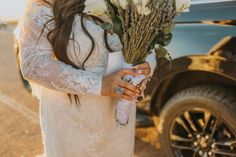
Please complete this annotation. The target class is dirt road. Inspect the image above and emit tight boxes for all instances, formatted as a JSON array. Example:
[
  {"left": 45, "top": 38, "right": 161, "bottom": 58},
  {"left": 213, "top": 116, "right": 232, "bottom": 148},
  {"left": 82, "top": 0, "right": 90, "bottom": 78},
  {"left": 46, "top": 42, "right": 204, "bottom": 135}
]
[{"left": 0, "top": 28, "right": 164, "bottom": 157}]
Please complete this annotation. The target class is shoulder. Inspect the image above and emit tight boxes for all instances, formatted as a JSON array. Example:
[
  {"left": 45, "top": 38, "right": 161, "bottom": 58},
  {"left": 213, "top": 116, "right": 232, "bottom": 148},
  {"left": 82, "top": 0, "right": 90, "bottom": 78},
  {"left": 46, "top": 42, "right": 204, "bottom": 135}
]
[
  {"left": 36, "top": 0, "right": 53, "bottom": 7},
  {"left": 22, "top": 0, "right": 53, "bottom": 27}
]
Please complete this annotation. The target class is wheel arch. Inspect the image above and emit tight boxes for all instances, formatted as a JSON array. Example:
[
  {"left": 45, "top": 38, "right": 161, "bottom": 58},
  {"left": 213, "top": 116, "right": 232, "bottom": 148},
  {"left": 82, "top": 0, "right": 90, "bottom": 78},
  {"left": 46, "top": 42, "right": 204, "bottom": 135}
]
[{"left": 149, "top": 55, "right": 236, "bottom": 115}]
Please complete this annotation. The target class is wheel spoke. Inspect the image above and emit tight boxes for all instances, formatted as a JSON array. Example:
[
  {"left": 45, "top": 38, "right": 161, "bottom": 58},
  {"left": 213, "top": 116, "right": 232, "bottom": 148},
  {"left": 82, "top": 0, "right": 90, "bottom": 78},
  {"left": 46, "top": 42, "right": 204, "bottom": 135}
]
[
  {"left": 171, "top": 134, "right": 193, "bottom": 142},
  {"left": 220, "top": 124, "right": 235, "bottom": 139},
  {"left": 211, "top": 140, "right": 236, "bottom": 156},
  {"left": 203, "top": 113, "right": 220, "bottom": 139},
  {"left": 171, "top": 143, "right": 195, "bottom": 151},
  {"left": 214, "top": 140, "right": 236, "bottom": 147},
  {"left": 183, "top": 111, "right": 198, "bottom": 132},
  {"left": 213, "top": 149, "right": 236, "bottom": 156},
  {"left": 175, "top": 117, "right": 192, "bottom": 134},
  {"left": 203, "top": 111, "right": 211, "bottom": 132},
  {"left": 209, "top": 116, "right": 219, "bottom": 139},
  {"left": 197, "top": 118, "right": 205, "bottom": 129}
]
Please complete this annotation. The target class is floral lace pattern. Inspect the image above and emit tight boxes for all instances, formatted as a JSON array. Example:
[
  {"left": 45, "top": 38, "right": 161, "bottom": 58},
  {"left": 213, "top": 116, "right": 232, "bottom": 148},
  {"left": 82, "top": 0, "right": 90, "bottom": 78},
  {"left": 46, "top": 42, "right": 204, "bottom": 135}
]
[
  {"left": 19, "top": 1, "right": 105, "bottom": 96},
  {"left": 18, "top": 1, "right": 156, "bottom": 157}
]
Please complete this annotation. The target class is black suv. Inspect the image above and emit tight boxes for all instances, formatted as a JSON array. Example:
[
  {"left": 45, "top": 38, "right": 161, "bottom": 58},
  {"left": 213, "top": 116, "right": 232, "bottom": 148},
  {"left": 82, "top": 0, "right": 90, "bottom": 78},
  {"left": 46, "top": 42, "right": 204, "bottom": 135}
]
[{"left": 146, "top": 0, "right": 236, "bottom": 156}]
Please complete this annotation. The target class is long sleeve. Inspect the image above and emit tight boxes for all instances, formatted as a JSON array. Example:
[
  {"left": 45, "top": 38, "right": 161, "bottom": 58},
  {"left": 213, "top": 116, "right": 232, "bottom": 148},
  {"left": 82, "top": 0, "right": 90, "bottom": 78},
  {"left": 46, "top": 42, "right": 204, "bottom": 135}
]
[{"left": 18, "top": 3, "right": 102, "bottom": 96}]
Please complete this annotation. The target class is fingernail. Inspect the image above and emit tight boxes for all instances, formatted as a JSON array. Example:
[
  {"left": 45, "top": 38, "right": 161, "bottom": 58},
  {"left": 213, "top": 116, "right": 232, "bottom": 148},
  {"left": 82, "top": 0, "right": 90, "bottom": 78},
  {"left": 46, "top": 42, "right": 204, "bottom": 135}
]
[
  {"left": 137, "top": 70, "right": 143, "bottom": 74},
  {"left": 132, "top": 98, "right": 138, "bottom": 102},
  {"left": 131, "top": 96, "right": 138, "bottom": 100}
]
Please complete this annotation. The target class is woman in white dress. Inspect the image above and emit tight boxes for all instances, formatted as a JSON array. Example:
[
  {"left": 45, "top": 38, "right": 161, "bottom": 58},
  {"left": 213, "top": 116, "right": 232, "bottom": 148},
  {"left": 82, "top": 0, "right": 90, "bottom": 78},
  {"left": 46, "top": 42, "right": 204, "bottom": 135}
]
[{"left": 18, "top": 0, "right": 156, "bottom": 156}]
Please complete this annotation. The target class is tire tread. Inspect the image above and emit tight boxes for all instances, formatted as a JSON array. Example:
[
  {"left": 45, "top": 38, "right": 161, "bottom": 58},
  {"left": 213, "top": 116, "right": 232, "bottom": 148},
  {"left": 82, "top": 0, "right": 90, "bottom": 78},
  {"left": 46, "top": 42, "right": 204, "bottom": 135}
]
[{"left": 165, "top": 85, "right": 236, "bottom": 112}]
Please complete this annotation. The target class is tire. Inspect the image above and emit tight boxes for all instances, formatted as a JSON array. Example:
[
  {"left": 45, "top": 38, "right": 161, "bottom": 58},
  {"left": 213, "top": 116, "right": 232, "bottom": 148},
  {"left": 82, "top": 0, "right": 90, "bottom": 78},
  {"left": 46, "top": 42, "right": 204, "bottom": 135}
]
[{"left": 157, "top": 85, "right": 236, "bottom": 157}]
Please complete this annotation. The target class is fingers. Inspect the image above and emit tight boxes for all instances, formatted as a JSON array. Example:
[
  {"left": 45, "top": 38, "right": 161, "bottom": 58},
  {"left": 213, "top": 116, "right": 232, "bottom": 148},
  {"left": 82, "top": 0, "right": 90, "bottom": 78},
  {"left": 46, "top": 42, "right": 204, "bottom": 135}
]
[
  {"left": 112, "top": 67, "right": 150, "bottom": 101},
  {"left": 118, "top": 63, "right": 151, "bottom": 78},
  {"left": 135, "top": 69, "right": 150, "bottom": 76},
  {"left": 132, "top": 62, "right": 151, "bottom": 77},
  {"left": 123, "top": 88, "right": 140, "bottom": 97},
  {"left": 140, "top": 78, "right": 148, "bottom": 91},
  {"left": 119, "top": 69, "right": 136, "bottom": 77},
  {"left": 132, "top": 62, "right": 150, "bottom": 70},
  {"left": 117, "top": 78, "right": 148, "bottom": 101},
  {"left": 115, "top": 80, "right": 141, "bottom": 101},
  {"left": 118, "top": 80, "right": 140, "bottom": 94},
  {"left": 115, "top": 88, "right": 138, "bottom": 101},
  {"left": 117, "top": 93, "right": 136, "bottom": 101}
]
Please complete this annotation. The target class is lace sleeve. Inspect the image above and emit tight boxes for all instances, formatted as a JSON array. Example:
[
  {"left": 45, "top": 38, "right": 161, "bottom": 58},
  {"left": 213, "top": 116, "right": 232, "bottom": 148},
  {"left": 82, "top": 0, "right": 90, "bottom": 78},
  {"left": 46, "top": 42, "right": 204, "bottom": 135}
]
[{"left": 18, "top": 3, "right": 102, "bottom": 96}]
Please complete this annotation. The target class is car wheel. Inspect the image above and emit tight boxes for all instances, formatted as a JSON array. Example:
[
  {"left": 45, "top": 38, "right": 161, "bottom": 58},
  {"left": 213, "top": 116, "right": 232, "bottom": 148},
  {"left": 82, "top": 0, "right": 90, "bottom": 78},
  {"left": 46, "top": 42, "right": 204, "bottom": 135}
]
[{"left": 157, "top": 85, "right": 236, "bottom": 157}]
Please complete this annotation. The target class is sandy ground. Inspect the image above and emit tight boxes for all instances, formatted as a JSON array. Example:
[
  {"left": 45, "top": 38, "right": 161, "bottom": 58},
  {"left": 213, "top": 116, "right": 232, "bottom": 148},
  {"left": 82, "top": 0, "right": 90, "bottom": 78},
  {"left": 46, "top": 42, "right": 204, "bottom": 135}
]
[{"left": 0, "top": 28, "right": 164, "bottom": 157}]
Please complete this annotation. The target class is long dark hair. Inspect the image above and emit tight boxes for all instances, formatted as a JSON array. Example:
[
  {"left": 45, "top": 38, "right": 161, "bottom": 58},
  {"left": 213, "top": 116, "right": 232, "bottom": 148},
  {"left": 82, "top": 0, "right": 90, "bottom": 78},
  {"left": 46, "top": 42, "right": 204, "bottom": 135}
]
[{"left": 41, "top": 0, "right": 112, "bottom": 106}]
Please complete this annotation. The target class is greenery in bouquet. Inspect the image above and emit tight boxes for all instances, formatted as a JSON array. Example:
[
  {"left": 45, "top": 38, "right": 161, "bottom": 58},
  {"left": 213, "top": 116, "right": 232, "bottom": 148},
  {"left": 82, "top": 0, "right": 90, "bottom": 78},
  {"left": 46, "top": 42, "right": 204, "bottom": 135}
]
[
  {"left": 83, "top": 0, "right": 191, "bottom": 126},
  {"left": 98, "top": 0, "right": 190, "bottom": 65}
]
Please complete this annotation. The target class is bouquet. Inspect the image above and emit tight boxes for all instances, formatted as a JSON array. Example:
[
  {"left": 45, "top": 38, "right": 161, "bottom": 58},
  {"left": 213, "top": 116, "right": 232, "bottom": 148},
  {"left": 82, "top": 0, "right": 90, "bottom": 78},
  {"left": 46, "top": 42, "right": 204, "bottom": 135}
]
[{"left": 84, "top": 0, "right": 191, "bottom": 126}]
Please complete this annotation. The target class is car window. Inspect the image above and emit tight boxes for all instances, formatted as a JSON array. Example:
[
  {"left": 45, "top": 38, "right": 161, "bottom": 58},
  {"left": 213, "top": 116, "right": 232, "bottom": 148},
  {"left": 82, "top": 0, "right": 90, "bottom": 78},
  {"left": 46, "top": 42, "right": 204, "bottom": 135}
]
[{"left": 192, "top": 0, "right": 236, "bottom": 5}]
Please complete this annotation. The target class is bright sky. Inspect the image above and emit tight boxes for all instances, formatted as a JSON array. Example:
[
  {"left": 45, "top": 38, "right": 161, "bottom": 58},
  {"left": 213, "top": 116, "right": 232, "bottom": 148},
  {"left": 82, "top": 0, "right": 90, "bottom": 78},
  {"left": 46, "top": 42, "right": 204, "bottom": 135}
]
[{"left": 0, "top": 0, "right": 28, "bottom": 20}]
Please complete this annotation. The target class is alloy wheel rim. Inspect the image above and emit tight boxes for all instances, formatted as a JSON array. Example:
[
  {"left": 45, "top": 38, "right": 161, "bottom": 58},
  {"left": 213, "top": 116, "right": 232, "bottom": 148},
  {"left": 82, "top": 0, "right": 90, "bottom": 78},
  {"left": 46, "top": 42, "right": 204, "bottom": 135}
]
[{"left": 169, "top": 108, "right": 236, "bottom": 157}]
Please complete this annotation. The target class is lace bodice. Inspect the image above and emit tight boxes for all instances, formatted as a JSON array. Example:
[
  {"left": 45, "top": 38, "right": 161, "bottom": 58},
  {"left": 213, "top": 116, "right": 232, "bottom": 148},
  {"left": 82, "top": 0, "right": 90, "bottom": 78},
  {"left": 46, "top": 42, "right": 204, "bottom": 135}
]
[{"left": 18, "top": 0, "right": 156, "bottom": 97}]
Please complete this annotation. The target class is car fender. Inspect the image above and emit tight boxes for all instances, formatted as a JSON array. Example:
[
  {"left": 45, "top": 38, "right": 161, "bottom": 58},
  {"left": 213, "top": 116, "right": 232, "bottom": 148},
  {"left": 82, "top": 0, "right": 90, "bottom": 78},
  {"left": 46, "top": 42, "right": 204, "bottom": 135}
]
[{"left": 149, "top": 54, "right": 236, "bottom": 115}]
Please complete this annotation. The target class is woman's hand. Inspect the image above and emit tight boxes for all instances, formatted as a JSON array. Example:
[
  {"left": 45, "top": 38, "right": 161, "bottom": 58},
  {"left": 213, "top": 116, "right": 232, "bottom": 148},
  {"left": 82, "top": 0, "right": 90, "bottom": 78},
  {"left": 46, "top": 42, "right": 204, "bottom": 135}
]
[
  {"left": 132, "top": 62, "right": 151, "bottom": 77},
  {"left": 101, "top": 62, "right": 151, "bottom": 101},
  {"left": 101, "top": 69, "right": 141, "bottom": 101},
  {"left": 132, "top": 62, "right": 151, "bottom": 91}
]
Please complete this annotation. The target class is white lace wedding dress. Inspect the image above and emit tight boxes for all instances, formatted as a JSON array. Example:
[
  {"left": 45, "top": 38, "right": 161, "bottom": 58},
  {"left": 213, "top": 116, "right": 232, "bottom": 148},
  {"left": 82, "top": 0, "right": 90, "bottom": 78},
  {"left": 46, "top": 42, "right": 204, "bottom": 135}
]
[{"left": 18, "top": 1, "right": 156, "bottom": 157}]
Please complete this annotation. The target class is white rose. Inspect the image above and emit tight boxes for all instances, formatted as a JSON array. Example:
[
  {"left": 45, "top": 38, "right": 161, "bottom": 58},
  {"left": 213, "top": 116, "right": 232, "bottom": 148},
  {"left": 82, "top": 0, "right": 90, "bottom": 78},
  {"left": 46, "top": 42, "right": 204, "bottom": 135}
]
[
  {"left": 133, "top": 0, "right": 151, "bottom": 15},
  {"left": 175, "top": 0, "right": 191, "bottom": 13},
  {"left": 111, "top": 0, "right": 127, "bottom": 9},
  {"left": 84, "top": 0, "right": 107, "bottom": 16}
]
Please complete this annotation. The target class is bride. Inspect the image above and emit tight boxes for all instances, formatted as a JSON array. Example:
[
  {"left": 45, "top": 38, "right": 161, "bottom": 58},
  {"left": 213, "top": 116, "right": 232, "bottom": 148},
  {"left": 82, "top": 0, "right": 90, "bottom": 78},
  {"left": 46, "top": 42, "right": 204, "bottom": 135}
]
[{"left": 18, "top": 0, "right": 156, "bottom": 156}]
